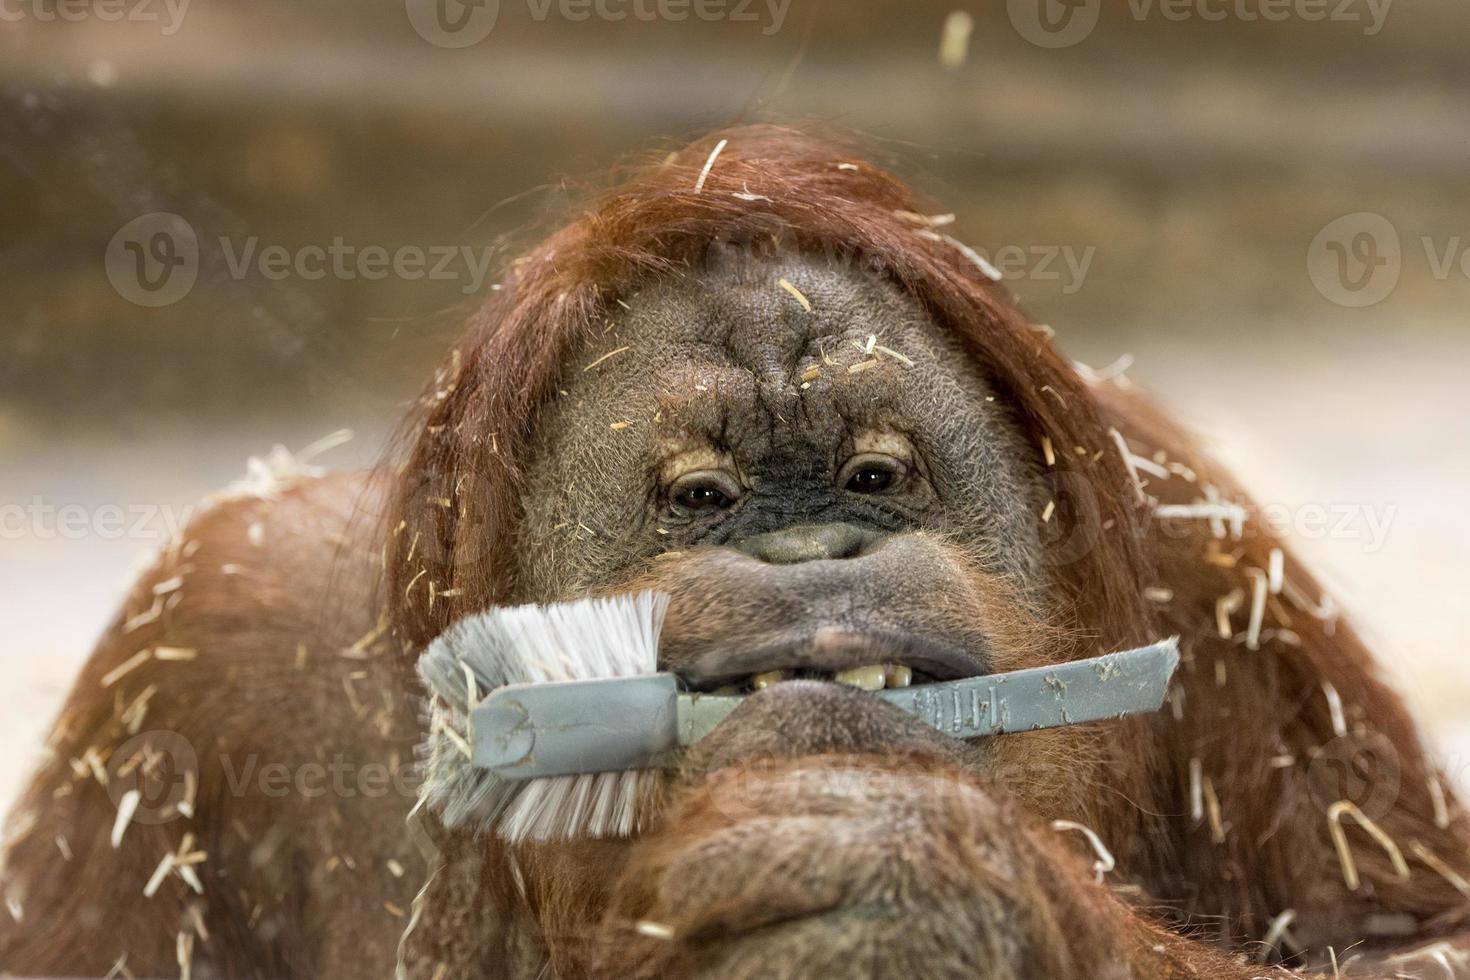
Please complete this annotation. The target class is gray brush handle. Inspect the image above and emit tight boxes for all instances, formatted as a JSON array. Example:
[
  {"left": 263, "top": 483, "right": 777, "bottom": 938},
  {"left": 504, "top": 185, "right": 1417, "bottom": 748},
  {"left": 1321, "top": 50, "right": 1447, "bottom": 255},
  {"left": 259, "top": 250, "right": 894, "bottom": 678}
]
[{"left": 473, "top": 640, "right": 1179, "bottom": 779}]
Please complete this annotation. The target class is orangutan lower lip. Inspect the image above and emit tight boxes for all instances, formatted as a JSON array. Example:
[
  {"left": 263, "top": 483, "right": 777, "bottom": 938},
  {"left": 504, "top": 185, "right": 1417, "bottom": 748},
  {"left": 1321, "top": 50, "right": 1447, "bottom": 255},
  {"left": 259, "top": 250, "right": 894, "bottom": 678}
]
[{"left": 675, "top": 626, "right": 985, "bottom": 694}]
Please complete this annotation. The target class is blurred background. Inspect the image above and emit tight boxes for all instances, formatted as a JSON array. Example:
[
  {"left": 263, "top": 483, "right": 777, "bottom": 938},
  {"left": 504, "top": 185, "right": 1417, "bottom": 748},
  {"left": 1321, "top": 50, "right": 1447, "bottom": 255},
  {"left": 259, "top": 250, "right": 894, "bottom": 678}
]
[{"left": 2, "top": 0, "right": 1467, "bottom": 809}]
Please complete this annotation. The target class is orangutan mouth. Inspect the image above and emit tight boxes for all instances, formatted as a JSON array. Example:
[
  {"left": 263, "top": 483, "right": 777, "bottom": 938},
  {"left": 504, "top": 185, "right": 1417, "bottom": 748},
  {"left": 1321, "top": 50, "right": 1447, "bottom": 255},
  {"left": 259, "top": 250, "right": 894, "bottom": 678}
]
[{"left": 679, "top": 626, "right": 986, "bottom": 696}]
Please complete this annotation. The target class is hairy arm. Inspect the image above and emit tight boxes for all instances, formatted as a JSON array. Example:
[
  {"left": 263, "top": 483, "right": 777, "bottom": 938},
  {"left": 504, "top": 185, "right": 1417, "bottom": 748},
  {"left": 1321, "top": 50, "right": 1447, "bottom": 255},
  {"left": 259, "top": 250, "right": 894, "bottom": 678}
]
[{"left": 0, "top": 474, "right": 423, "bottom": 977}]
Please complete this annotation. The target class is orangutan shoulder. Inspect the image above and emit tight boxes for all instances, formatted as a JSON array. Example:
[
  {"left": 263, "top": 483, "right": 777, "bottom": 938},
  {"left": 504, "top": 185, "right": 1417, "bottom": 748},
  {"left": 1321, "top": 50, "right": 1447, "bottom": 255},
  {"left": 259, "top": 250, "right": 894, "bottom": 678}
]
[{"left": 112, "top": 470, "right": 388, "bottom": 656}]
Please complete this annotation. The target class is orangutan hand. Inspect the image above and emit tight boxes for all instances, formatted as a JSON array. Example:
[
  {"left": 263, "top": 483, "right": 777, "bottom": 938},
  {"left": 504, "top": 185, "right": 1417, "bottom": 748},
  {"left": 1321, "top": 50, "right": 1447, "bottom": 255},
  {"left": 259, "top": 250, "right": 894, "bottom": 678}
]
[{"left": 593, "top": 684, "right": 1155, "bottom": 980}]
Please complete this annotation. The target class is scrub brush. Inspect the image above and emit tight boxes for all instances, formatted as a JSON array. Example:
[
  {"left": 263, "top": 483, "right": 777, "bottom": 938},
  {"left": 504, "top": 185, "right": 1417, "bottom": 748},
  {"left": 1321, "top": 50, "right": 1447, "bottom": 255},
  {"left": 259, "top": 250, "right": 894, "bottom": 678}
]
[{"left": 416, "top": 591, "right": 1177, "bottom": 843}]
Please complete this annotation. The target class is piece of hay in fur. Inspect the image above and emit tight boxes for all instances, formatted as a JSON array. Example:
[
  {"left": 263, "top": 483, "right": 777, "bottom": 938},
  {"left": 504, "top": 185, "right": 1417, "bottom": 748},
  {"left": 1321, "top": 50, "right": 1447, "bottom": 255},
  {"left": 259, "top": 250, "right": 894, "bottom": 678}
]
[
  {"left": 1050, "top": 819, "right": 1115, "bottom": 883},
  {"left": 1326, "top": 800, "right": 1410, "bottom": 891}
]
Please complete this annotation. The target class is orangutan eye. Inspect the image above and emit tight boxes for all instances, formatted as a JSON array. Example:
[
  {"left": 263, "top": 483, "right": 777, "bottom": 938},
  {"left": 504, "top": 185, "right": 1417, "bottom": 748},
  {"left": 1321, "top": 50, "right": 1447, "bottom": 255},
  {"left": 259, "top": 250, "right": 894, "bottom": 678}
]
[
  {"left": 678, "top": 485, "right": 729, "bottom": 509},
  {"left": 839, "top": 454, "right": 906, "bottom": 495},
  {"left": 847, "top": 467, "right": 893, "bottom": 493},
  {"left": 669, "top": 471, "right": 742, "bottom": 514}
]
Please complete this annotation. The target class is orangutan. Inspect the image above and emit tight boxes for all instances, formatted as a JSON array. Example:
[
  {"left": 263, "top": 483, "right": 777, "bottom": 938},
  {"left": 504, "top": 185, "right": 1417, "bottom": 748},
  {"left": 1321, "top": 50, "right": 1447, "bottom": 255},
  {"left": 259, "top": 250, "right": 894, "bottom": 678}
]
[{"left": 2, "top": 127, "right": 1465, "bottom": 979}]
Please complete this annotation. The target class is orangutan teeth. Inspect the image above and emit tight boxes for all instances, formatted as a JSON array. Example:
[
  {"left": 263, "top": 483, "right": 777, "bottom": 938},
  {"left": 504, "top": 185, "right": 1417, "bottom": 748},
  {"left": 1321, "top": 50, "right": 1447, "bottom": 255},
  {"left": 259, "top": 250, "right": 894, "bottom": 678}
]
[
  {"left": 750, "top": 670, "right": 789, "bottom": 690},
  {"left": 832, "top": 664, "right": 887, "bottom": 691},
  {"left": 724, "top": 663, "right": 917, "bottom": 694}
]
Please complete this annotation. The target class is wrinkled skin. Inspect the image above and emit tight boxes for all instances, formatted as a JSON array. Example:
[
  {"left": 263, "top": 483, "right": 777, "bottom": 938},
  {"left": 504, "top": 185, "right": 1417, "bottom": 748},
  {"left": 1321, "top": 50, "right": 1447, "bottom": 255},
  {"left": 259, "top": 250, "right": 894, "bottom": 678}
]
[{"left": 2, "top": 252, "right": 1464, "bottom": 978}]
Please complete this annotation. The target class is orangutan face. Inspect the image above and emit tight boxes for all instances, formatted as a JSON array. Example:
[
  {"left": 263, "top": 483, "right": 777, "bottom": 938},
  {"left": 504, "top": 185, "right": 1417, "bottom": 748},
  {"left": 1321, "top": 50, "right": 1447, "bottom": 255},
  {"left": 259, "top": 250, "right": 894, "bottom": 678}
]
[{"left": 514, "top": 250, "right": 1060, "bottom": 699}]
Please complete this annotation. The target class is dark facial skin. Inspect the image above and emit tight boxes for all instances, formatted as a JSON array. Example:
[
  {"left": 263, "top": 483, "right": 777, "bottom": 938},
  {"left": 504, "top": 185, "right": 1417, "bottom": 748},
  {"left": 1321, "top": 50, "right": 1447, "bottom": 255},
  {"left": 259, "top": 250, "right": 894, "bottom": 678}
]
[{"left": 514, "top": 252, "right": 1051, "bottom": 694}]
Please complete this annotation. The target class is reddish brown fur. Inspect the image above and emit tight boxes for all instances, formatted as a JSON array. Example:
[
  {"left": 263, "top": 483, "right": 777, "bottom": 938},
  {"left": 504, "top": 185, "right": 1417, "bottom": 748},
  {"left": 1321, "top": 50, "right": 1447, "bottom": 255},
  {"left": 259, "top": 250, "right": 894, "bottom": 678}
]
[
  {"left": 386, "top": 125, "right": 1470, "bottom": 973},
  {"left": 3, "top": 126, "right": 1467, "bottom": 977}
]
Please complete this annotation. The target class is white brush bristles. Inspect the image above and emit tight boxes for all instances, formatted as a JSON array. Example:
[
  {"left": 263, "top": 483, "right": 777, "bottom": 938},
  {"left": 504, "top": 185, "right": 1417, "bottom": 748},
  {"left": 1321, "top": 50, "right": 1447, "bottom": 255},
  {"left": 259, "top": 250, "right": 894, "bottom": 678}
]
[{"left": 416, "top": 591, "right": 668, "bottom": 842}]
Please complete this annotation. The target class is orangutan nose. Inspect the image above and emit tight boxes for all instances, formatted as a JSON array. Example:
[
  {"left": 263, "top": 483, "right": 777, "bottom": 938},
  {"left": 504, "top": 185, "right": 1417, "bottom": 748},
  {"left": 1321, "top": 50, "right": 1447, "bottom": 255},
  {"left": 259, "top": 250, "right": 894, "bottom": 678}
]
[{"left": 733, "top": 523, "right": 882, "bottom": 565}]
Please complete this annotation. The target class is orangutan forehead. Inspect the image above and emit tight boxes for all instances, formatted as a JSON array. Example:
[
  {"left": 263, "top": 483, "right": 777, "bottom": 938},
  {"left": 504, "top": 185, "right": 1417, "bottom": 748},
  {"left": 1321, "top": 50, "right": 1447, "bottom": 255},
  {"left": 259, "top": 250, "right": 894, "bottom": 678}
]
[
  {"left": 614, "top": 253, "right": 934, "bottom": 375},
  {"left": 561, "top": 252, "right": 991, "bottom": 433}
]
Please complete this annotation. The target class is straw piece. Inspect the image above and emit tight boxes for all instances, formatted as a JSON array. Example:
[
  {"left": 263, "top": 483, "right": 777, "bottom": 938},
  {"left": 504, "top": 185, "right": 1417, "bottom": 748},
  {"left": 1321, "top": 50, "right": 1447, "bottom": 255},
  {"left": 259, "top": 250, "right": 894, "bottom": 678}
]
[
  {"left": 1189, "top": 757, "right": 1204, "bottom": 823},
  {"left": 1428, "top": 774, "right": 1451, "bottom": 829},
  {"left": 1245, "top": 568, "right": 1268, "bottom": 651},
  {"left": 693, "top": 138, "right": 728, "bottom": 193},
  {"left": 177, "top": 930, "right": 194, "bottom": 980},
  {"left": 123, "top": 599, "right": 164, "bottom": 634},
  {"left": 938, "top": 10, "right": 974, "bottom": 69},
  {"left": 1127, "top": 453, "right": 1170, "bottom": 480},
  {"left": 584, "top": 346, "right": 631, "bottom": 372},
  {"left": 1203, "top": 776, "right": 1226, "bottom": 843},
  {"left": 152, "top": 576, "right": 185, "bottom": 597},
  {"left": 873, "top": 345, "right": 914, "bottom": 367},
  {"left": 111, "top": 790, "right": 141, "bottom": 848},
  {"left": 776, "top": 278, "right": 812, "bottom": 312},
  {"left": 154, "top": 647, "right": 197, "bottom": 661},
  {"left": 1268, "top": 548, "right": 1285, "bottom": 594},
  {"left": 894, "top": 210, "right": 956, "bottom": 227},
  {"left": 941, "top": 234, "right": 1002, "bottom": 281},
  {"left": 1259, "top": 908, "right": 1297, "bottom": 963},
  {"left": 101, "top": 650, "right": 152, "bottom": 688},
  {"left": 1051, "top": 820, "right": 1115, "bottom": 883},
  {"left": 1322, "top": 682, "right": 1348, "bottom": 738},
  {"left": 1109, "top": 428, "right": 1148, "bottom": 505},
  {"left": 1326, "top": 800, "right": 1410, "bottom": 891},
  {"left": 1155, "top": 502, "right": 1248, "bottom": 529},
  {"left": 1410, "top": 841, "right": 1470, "bottom": 899},
  {"left": 143, "top": 852, "right": 176, "bottom": 898},
  {"left": 1216, "top": 588, "right": 1244, "bottom": 640}
]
